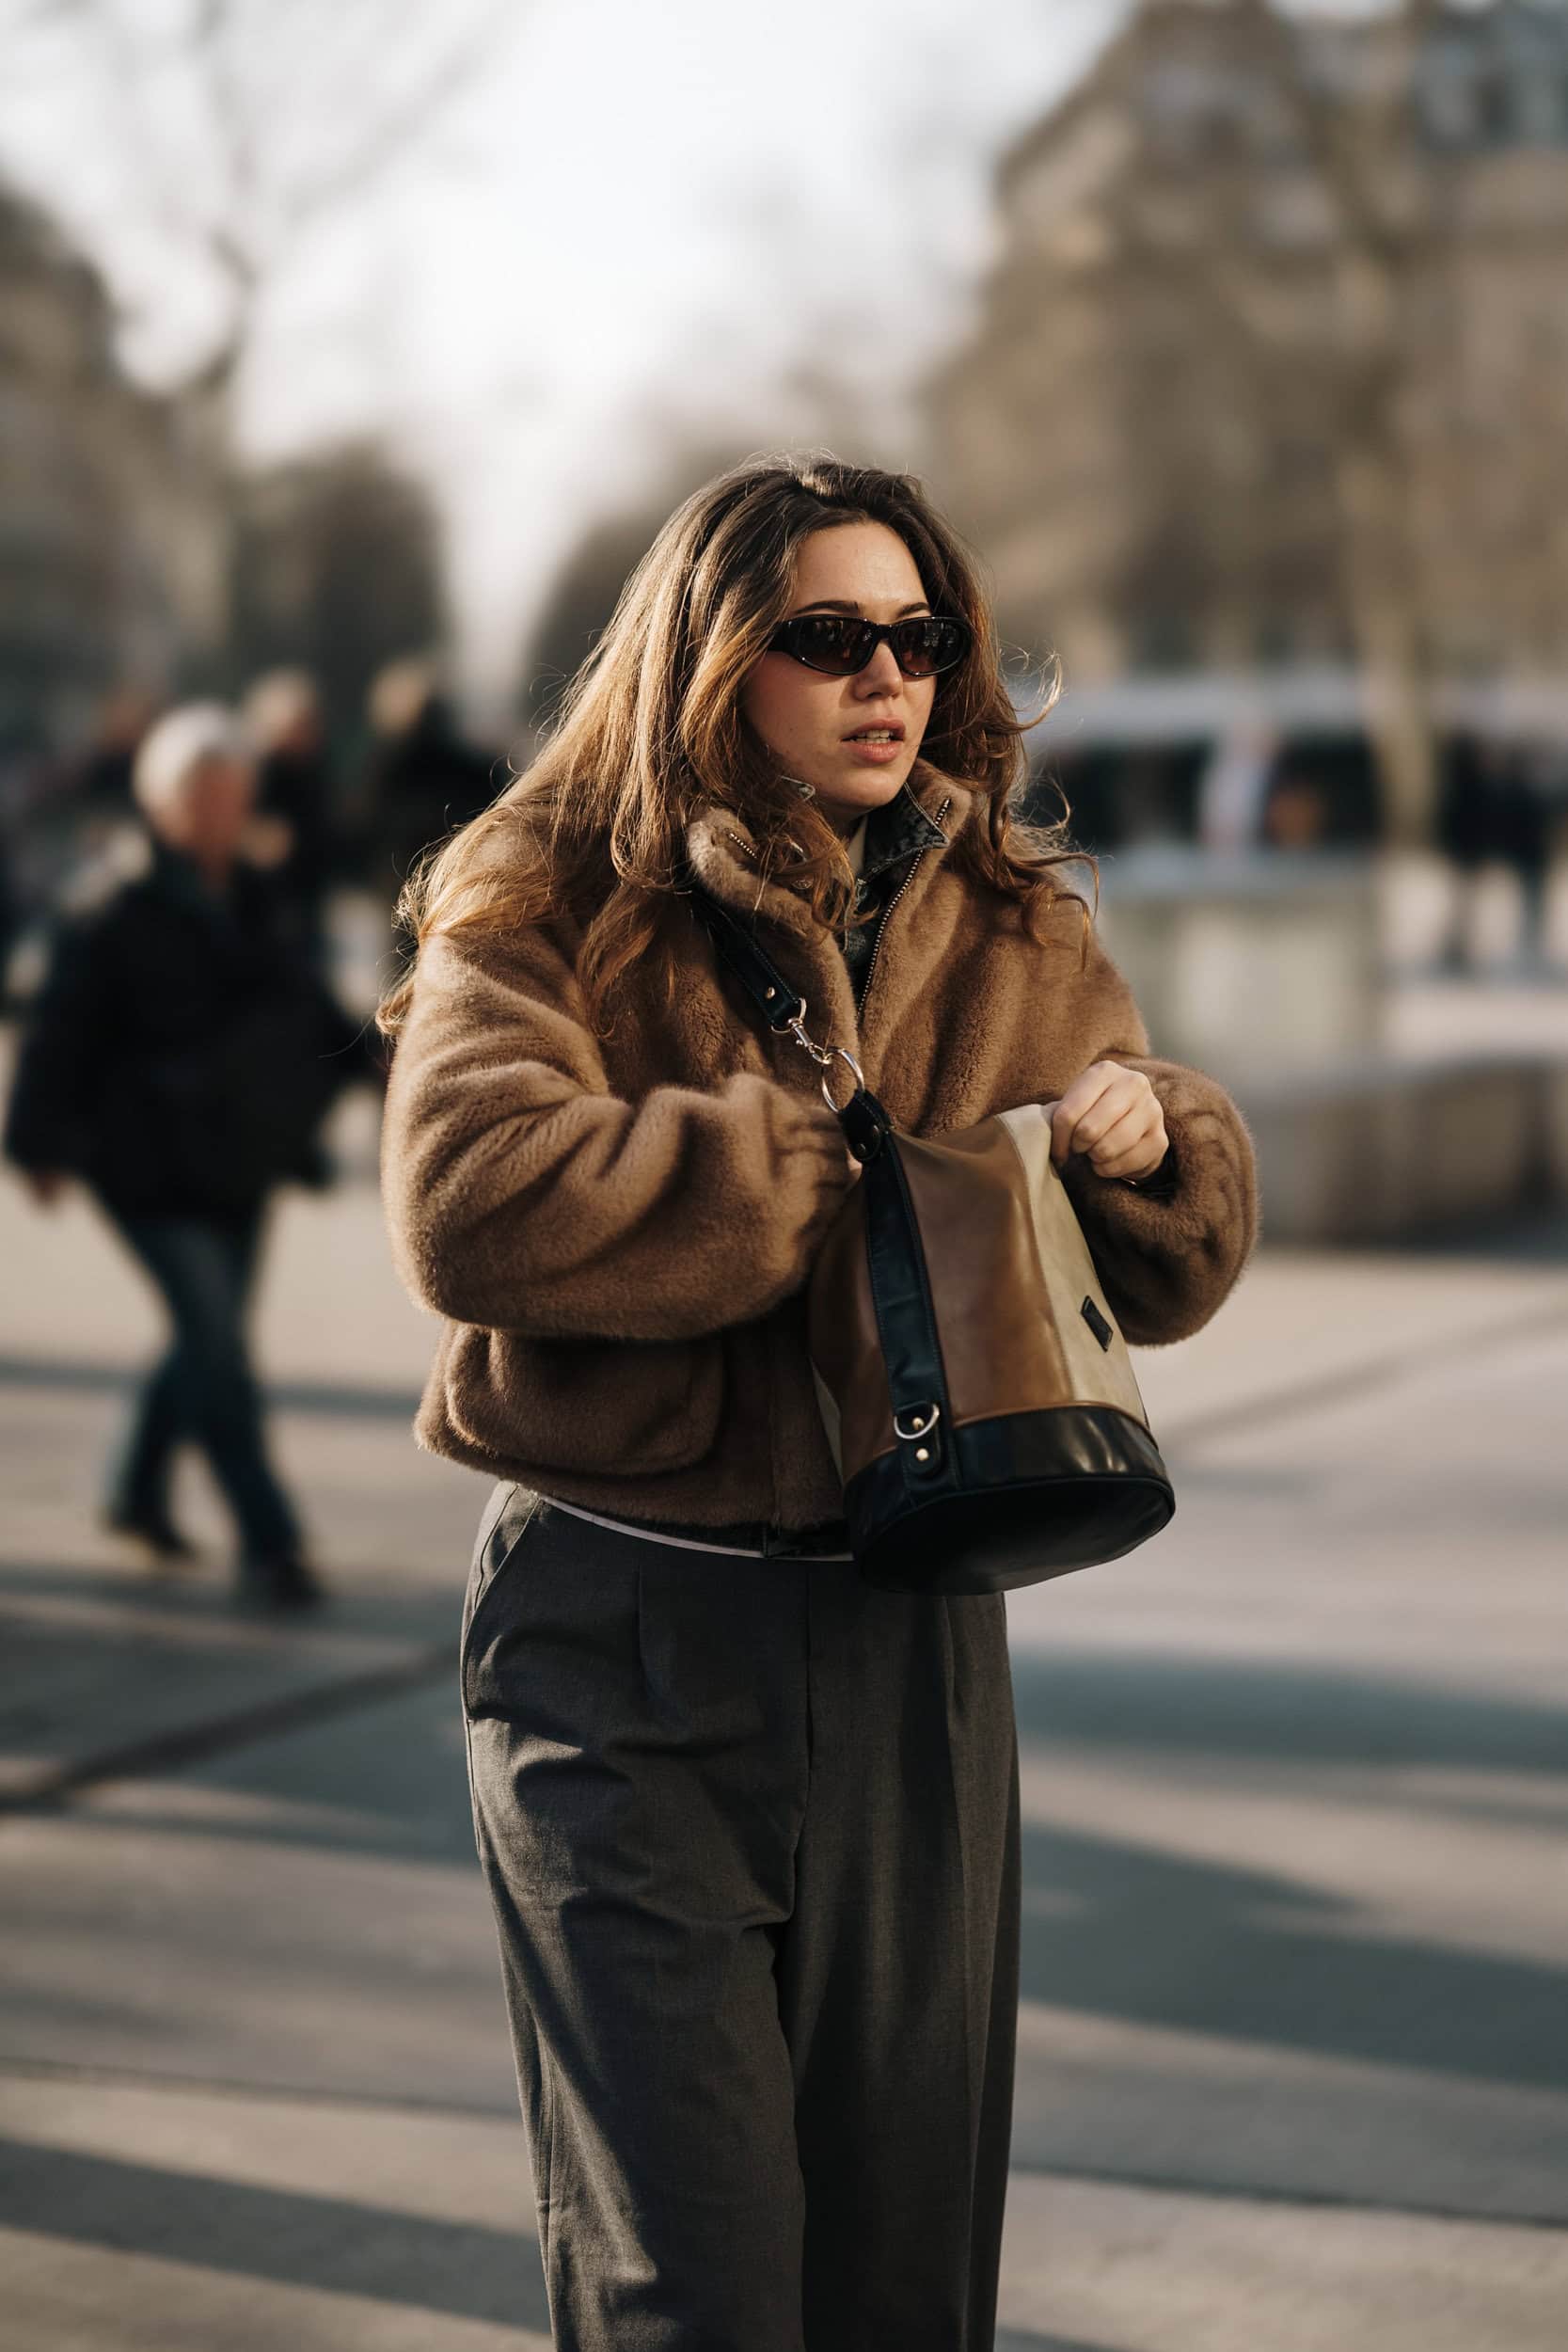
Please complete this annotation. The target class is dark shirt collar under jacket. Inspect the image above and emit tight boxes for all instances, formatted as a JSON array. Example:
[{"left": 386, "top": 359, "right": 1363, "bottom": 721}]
[
  {"left": 835, "top": 785, "right": 951, "bottom": 1009},
  {"left": 853, "top": 783, "right": 950, "bottom": 882}
]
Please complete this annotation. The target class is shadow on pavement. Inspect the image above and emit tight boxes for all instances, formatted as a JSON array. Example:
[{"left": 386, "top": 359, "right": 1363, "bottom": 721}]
[
  {"left": 0, "top": 1555, "right": 458, "bottom": 1640},
  {"left": 1009, "top": 1646, "right": 1568, "bottom": 2091},
  {"left": 996, "top": 2338, "right": 1122, "bottom": 2352},
  {"left": 1008, "top": 1646, "right": 1568, "bottom": 1781},
  {"left": 7, "top": 1632, "right": 1565, "bottom": 2099},
  {"left": 0, "top": 2137, "right": 552, "bottom": 2333},
  {"left": 0, "top": 2137, "right": 1118, "bottom": 2350},
  {"left": 1017, "top": 1815, "right": 1567, "bottom": 2091}
]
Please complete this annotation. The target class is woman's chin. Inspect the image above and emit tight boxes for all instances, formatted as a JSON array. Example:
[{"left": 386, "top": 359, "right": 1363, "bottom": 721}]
[{"left": 816, "top": 777, "right": 901, "bottom": 829}]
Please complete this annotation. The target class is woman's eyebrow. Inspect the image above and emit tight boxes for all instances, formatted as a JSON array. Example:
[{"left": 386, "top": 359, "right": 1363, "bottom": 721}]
[{"left": 789, "top": 598, "right": 932, "bottom": 616}]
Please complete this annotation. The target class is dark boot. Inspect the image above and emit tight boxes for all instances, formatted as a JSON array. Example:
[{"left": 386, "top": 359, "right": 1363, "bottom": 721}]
[
  {"left": 103, "top": 1505, "right": 201, "bottom": 1568},
  {"left": 236, "top": 1553, "right": 325, "bottom": 1613}
]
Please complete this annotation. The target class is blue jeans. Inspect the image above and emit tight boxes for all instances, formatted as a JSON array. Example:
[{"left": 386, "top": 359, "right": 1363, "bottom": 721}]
[{"left": 103, "top": 1200, "right": 302, "bottom": 1566}]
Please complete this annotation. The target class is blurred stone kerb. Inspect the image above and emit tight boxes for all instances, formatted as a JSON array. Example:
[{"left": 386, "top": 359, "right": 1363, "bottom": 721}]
[{"left": 1093, "top": 840, "right": 1382, "bottom": 1086}]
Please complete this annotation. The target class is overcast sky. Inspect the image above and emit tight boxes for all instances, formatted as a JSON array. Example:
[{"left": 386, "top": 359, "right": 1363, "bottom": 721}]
[{"left": 0, "top": 0, "right": 1419, "bottom": 703}]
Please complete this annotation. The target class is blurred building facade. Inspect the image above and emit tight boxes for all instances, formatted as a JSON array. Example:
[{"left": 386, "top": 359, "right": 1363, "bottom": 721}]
[
  {"left": 0, "top": 182, "right": 226, "bottom": 752},
  {"left": 927, "top": 0, "right": 1568, "bottom": 697}
]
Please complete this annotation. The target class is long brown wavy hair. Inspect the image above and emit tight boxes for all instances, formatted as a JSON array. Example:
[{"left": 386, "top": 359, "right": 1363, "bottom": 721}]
[{"left": 376, "top": 452, "right": 1090, "bottom": 1042}]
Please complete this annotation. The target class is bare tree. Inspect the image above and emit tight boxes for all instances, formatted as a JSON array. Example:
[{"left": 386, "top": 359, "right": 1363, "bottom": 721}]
[
  {"left": 934, "top": 0, "right": 1510, "bottom": 846},
  {"left": 1082, "top": 0, "right": 1452, "bottom": 838},
  {"left": 1223, "top": 0, "right": 1451, "bottom": 845},
  {"left": 0, "top": 0, "right": 522, "bottom": 652},
  {"left": 4, "top": 0, "right": 520, "bottom": 397}
]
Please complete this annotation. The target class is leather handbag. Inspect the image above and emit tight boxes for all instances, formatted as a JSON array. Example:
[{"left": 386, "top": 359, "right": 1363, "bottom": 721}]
[{"left": 689, "top": 879, "right": 1176, "bottom": 1596}]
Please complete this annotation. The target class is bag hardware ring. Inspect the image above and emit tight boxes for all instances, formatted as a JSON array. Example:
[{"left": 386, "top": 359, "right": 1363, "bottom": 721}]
[
  {"left": 783, "top": 1003, "right": 865, "bottom": 1113},
  {"left": 893, "top": 1402, "right": 942, "bottom": 1441}
]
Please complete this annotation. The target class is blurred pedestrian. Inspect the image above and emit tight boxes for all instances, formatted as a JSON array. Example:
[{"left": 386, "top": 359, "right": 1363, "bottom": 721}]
[
  {"left": 0, "top": 734, "right": 27, "bottom": 980},
  {"left": 359, "top": 657, "right": 500, "bottom": 914},
  {"left": 1496, "top": 742, "right": 1555, "bottom": 976},
  {"left": 1197, "top": 722, "right": 1277, "bottom": 855},
  {"left": 242, "top": 668, "right": 339, "bottom": 967},
  {"left": 1520, "top": 739, "right": 1568, "bottom": 977},
  {"left": 69, "top": 683, "right": 162, "bottom": 835},
  {"left": 1435, "top": 730, "right": 1507, "bottom": 974},
  {"left": 1260, "top": 757, "right": 1332, "bottom": 850},
  {"left": 378, "top": 453, "right": 1258, "bottom": 2347},
  {"left": 2, "top": 703, "right": 378, "bottom": 1610}
]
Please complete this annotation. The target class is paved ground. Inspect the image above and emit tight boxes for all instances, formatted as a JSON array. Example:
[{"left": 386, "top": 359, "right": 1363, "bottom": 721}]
[{"left": 1, "top": 1155, "right": 1566, "bottom": 2349}]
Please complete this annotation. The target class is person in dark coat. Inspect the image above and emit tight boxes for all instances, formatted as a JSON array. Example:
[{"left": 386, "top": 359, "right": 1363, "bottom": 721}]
[
  {"left": 1495, "top": 744, "right": 1555, "bottom": 975},
  {"left": 67, "top": 685, "right": 162, "bottom": 833},
  {"left": 359, "top": 658, "right": 500, "bottom": 913},
  {"left": 1435, "top": 731, "right": 1506, "bottom": 973},
  {"left": 241, "top": 668, "right": 341, "bottom": 966},
  {"left": 3, "top": 703, "right": 377, "bottom": 1609}
]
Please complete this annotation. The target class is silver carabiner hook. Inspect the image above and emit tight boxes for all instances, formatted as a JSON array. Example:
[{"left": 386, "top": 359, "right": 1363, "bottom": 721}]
[
  {"left": 780, "top": 998, "right": 863, "bottom": 1112},
  {"left": 784, "top": 1007, "right": 834, "bottom": 1069}
]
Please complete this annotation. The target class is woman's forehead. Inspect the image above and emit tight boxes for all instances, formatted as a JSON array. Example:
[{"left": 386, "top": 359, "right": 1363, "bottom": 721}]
[{"left": 789, "top": 520, "right": 927, "bottom": 612}]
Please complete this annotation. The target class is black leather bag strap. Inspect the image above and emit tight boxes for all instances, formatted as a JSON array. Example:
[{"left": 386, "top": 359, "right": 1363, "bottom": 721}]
[
  {"left": 684, "top": 879, "right": 805, "bottom": 1031},
  {"left": 684, "top": 870, "right": 892, "bottom": 1165}
]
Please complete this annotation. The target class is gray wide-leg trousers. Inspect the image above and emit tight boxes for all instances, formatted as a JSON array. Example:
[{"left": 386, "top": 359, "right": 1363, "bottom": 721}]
[{"left": 461, "top": 1484, "right": 1022, "bottom": 2352}]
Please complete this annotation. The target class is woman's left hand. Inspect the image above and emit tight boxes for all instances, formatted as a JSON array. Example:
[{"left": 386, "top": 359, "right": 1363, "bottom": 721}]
[{"left": 1039, "top": 1062, "right": 1169, "bottom": 1184}]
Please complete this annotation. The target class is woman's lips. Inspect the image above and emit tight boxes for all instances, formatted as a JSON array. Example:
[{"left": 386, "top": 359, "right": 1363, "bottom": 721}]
[{"left": 843, "top": 727, "right": 905, "bottom": 767}]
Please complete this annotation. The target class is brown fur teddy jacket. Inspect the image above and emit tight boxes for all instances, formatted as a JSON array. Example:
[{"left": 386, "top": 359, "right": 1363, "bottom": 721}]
[{"left": 381, "top": 763, "right": 1259, "bottom": 1529}]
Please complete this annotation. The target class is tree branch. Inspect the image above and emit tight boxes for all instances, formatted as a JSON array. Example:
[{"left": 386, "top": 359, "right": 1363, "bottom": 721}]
[{"left": 277, "top": 0, "right": 519, "bottom": 233}]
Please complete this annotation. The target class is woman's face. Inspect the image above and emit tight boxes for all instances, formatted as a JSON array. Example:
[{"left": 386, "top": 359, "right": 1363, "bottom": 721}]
[{"left": 740, "top": 520, "right": 938, "bottom": 834}]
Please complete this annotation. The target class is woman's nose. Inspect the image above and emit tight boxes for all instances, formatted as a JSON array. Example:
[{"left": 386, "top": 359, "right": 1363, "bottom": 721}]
[{"left": 855, "top": 642, "right": 904, "bottom": 694}]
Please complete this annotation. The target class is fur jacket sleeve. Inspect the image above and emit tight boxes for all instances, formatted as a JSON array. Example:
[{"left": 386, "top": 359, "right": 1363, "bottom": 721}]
[
  {"left": 1045, "top": 921, "right": 1259, "bottom": 1347},
  {"left": 381, "top": 922, "right": 860, "bottom": 1343}
]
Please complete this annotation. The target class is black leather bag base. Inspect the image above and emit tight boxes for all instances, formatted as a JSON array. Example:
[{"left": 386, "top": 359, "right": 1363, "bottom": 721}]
[{"left": 848, "top": 1406, "right": 1176, "bottom": 1596}]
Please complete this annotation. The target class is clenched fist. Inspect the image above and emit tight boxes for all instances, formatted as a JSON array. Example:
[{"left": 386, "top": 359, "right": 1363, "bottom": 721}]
[{"left": 1039, "top": 1062, "right": 1169, "bottom": 1185}]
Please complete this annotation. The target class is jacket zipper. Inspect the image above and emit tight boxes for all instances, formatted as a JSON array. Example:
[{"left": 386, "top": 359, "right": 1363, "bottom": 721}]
[
  {"left": 718, "top": 795, "right": 953, "bottom": 1024},
  {"left": 860, "top": 793, "right": 953, "bottom": 1017}
]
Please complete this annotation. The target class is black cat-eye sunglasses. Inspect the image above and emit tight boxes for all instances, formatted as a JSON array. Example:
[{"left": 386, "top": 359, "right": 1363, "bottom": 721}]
[{"left": 767, "top": 612, "right": 973, "bottom": 680}]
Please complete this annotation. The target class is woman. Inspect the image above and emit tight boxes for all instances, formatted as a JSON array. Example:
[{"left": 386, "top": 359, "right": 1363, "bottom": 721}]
[
  {"left": 379, "top": 456, "right": 1259, "bottom": 2351},
  {"left": 4, "top": 703, "right": 372, "bottom": 1610}
]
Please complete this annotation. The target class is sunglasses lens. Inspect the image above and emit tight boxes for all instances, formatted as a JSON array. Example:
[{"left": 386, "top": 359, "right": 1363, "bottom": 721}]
[
  {"left": 893, "top": 618, "right": 970, "bottom": 675},
  {"left": 784, "top": 616, "right": 874, "bottom": 674},
  {"left": 772, "top": 613, "right": 971, "bottom": 676}
]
